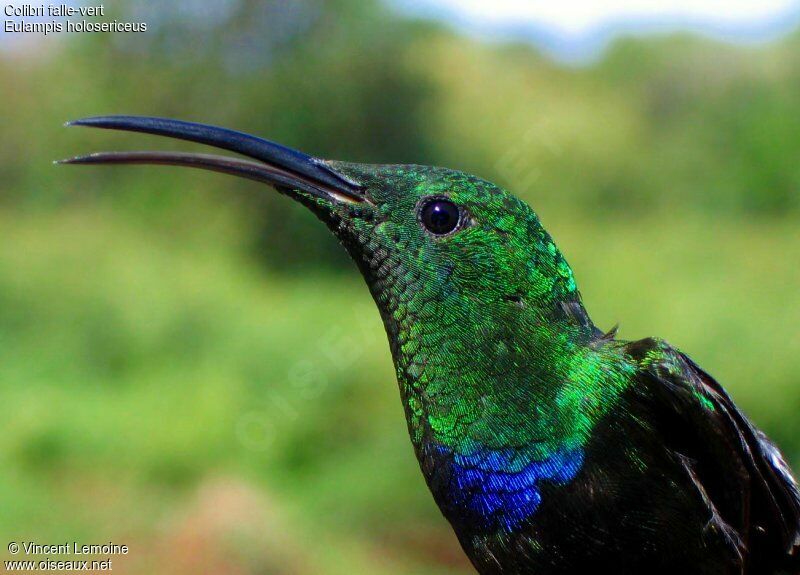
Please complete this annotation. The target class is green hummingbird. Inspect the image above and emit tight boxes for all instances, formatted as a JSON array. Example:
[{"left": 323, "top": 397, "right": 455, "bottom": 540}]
[{"left": 62, "top": 116, "right": 800, "bottom": 574}]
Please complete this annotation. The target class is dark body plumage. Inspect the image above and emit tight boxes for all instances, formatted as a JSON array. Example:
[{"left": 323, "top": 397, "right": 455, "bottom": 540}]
[
  {"left": 63, "top": 116, "right": 800, "bottom": 575},
  {"left": 448, "top": 336, "right": 800, "bottom": 575}
]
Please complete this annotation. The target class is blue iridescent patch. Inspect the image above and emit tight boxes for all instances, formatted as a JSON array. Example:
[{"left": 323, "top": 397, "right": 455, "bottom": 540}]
[{"left": 436, "top": 445, "right": 584, "bottom": 531}]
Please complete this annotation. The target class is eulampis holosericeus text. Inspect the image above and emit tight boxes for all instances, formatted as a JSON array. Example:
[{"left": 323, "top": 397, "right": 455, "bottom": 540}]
[
  {"left": 4, "top": 18, "right": 147, "bottom": 34},
  {"left": 21, "top": 541, "right": 129, "bottom": 555}
]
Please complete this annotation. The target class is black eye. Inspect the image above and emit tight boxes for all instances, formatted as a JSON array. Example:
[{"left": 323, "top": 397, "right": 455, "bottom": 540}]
[{"left": 419, "top": 198, "right": 461, "bottom": 235}]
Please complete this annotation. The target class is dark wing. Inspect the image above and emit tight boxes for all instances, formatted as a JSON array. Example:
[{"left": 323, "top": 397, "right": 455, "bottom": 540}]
[{"left": 625, "top": 338, "right": 800, "bottom": 573}]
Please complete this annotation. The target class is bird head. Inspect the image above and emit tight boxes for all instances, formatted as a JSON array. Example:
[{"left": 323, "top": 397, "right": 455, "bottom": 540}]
[{"left": 62, "top": 116, "right": 602, "bottom": 457}]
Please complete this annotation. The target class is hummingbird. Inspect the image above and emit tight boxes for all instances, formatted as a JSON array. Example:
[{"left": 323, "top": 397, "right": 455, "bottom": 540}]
[{"left": 62, "top": 116, "right": 800, "bottom": 575}]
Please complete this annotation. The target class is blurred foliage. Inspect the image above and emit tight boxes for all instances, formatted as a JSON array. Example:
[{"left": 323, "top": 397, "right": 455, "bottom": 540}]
[{"left": 0, "top": 1, "right": 799, "bottom": 573}]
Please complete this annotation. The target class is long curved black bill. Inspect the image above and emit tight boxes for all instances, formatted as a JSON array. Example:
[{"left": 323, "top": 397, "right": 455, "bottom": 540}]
[{"left": 58, "top": 116, "right": 367, "bottom": 204}]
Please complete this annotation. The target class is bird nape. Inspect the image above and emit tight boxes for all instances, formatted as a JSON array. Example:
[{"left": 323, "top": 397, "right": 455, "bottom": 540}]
[{"left": 62, "top": 116, "right": 800, "bottom": 575}]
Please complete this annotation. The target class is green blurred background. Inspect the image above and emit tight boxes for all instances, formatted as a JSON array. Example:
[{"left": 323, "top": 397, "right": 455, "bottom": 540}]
[{"left": 1, "top": 1, "right": 799, "bottom": 573}]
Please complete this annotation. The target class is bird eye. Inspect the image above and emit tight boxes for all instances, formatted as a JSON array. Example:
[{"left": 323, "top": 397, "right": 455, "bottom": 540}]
[{"left": 419, "top": 198, "right": 461, "bottom": 235}]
